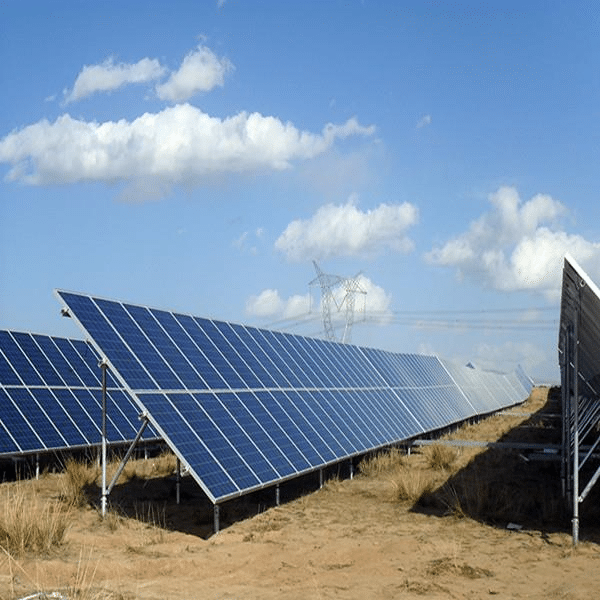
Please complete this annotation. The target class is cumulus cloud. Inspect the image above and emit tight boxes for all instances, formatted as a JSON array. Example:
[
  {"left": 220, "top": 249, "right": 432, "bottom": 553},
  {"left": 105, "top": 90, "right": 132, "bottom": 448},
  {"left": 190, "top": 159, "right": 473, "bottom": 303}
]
[
  {"left": 0, "top": 105, "right": 375, "bottom": 190},
  {"left": 156, "top": 45, "right": 233, "bottom": 102},
  {"left": 245, "top": 289, "right": 311, "bottom": 319},
  {"left": 349, "top": 274, "right": 392, "bottom": 321},
  {"left": 246, "top": 274, "right": 392, "bottom": 327},
  {"left": 275, "top": 199, "right": 419, "bottom": 262},
  {"left": 64, "top": 57, "right": 166, "bottom": 103},
  {"left": 425, "top": 186, "right": 600, "bottom": 298}
]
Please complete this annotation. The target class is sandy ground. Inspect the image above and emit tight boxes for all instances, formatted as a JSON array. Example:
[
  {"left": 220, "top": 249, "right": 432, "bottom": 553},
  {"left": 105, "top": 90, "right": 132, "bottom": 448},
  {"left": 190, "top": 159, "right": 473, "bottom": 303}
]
[{"left": 2, "top": 387, "right": 600, "bottom": 600}]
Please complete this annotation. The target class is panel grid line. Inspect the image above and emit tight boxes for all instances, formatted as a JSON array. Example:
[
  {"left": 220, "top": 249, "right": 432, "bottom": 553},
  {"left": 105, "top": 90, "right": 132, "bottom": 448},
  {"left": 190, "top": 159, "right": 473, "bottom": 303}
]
[{"left": 54, "top": 290, "right": 532, "bottom": 504}]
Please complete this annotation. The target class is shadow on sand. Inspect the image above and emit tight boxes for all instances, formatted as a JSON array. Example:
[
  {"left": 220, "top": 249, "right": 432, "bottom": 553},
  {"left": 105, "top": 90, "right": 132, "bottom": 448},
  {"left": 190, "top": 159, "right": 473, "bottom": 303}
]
[
  {"left": 84, "top": 461, "right": 349, "bottom": 539},
  {"left": 411, "top": 387, "right": 600, "bottom": 544}
]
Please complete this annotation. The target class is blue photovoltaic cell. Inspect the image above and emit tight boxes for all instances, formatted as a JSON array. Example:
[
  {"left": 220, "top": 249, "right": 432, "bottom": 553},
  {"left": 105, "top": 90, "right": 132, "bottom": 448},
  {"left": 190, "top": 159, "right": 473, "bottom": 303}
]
[
  {"left": 0, "top": 352, "right": 20, "bottom": 385},
  {"left": 0, "top": 331, "right": 44, "bottom": 386},
  {"left": 0, "top": 388, "right": 41, "bottom": 450},
  {"left": 55, "top": 290, "right": 533, "bottom": 503},
  {"left": 0, "top": 330, "right": 159, "bottom": 456}
]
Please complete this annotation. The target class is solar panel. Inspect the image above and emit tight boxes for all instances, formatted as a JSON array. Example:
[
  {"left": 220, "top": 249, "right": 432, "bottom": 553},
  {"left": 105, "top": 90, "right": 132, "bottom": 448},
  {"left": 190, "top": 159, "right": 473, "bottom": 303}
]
[
  {"left": 0, "top": 330, "right": 159, "bottom": 457},
  {"left": 55, "top": 290, "right": 531, "bottom": 505},
  {"left": 558, "top": 254, "right": 600, "bottom": 543}
]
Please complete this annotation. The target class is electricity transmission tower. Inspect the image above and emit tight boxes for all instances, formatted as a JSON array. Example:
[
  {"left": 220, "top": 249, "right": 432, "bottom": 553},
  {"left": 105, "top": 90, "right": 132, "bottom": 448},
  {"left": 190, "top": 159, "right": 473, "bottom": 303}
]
[{"left": 310, "top": 261, "right": 367, "bottom": 343}]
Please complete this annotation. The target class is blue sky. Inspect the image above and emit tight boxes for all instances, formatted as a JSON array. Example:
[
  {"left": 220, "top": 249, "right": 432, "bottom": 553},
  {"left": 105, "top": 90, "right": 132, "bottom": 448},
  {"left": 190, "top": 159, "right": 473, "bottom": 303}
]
[{"left": 2, "top": 0, "right": 599, "bottom": 383}]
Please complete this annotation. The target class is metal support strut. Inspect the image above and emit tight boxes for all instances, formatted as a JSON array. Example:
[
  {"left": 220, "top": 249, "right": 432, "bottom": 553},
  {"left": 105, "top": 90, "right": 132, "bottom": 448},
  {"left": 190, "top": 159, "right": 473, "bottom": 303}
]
[
  {"left": 100, "top": 359, "right": 108, "bottom": 518},
  {"left": 572, "top": 307, "right": 580, "bottom": 545},
  {"left": 105, "top": 417, "right": 149, "bottom": 498},
  {"left": 98, "top": 355, "right": 149, "bottom": 518},
  {"left": 176, "top": 458, "right": 181, "bottom": 505},
  {"left": 214, "top": 504, "right": 220, "bottom": 534}
]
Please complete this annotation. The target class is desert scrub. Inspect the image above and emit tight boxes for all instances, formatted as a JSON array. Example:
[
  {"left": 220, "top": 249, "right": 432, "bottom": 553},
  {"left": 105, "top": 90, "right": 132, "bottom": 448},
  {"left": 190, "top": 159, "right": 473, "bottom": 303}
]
[
  {"left": 0, "top": 482, "right": 70, "bottom": 556},
  {"left": 138, "top": 450, "right": 178, "bottom": 479},
  {"left": 61, "top": 458, "right": 99, "bottom": 507},
  {"left": 390, "top": 465, "right": 437, "bottom": 504},
  {"left": 359, "top": 447, "right": 405, "bottom": 477},
  {"left": 110, "top": 450, "right": 179, "bottom": 482},
  {"left": 425, "top": 444, "right": 458, "bottom": 471}
]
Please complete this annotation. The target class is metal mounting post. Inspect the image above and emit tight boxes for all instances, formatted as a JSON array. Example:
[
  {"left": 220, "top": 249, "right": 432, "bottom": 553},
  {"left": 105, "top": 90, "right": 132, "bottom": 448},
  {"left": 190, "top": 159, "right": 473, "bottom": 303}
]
[
  {"left": 275, "top": 484, "right": 280, "bottom": 506},
  {"left": 100, "top": 359, "right": 108, "bottom": 518},
  {"left": 176, "top": 458, "right": 181, "bottom": 505},
  {"left": 572, "top": 308, "right": 580, "bottom": 545},
  {"left": 214, "top": 504, "right": 220, "bottom": 534}
]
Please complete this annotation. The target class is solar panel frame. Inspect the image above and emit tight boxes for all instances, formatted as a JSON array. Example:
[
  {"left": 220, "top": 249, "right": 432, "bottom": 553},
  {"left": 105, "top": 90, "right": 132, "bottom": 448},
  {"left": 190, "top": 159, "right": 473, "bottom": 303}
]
[
  {"left": 55, "top": 289, "right": 532, "bottom": 505},
  {"left": 0, "top": 330, "right": 160, "bottom": 458},
  {"left": 558, "top": 254, "right": 600, "bottom": 543}
]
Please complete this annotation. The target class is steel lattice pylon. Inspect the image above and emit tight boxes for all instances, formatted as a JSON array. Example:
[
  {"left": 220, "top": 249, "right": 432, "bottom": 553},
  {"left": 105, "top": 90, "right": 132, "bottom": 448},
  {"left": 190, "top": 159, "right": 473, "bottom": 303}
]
[{"left": 310, "top": 261, "right": 366, "bottom": 343}]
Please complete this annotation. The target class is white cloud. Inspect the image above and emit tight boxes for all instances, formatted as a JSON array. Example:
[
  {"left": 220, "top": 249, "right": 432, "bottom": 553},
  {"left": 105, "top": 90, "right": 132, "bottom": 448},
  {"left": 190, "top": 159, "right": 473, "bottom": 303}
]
[
  {"left": 0, "top": 105, "right": 375, "bottom": 192},
  {"left": 416, "top": 114, "right": 431, "bottom": 128},
  {"left": 156, "top": 45, "right": 233, "bottom": 102},
  {"left": 275, "top": 199, "right": 419, "bottom": 262},
  {"left": 246, "top": 274, "right": 391, "bottom": 326},
  {"left": 245, "top": 289, "right": 311, "bottom": 319},
  {"left": 351, "top": 274, "right": 392, "bottom": 322},
  {"left": 64, "top": 57, "right": 166, "bottom": 103},
  {"left": 425, "top": 186, "right": 600, "bottom": 298},
  {"left": 473, "top": 340, "right": 548, "bottom": 380}
]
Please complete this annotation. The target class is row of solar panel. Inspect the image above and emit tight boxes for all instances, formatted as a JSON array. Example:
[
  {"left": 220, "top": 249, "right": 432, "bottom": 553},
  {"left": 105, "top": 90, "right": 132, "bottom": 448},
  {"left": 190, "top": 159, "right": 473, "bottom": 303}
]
[
  {"left": 0, "top": 330, "right": 158, "bottom": 456},
  {"left": 136, "top": 382, "right": 505, "bottom": 500},
  {"left": 57, "top": 292, "right": 470, "bottom": 393},
  {"left": 56, "top": 290, "right": 532, "bottom": 502},
  {"left": 559, "top": 256, "right": 600, "bottom": 483}
]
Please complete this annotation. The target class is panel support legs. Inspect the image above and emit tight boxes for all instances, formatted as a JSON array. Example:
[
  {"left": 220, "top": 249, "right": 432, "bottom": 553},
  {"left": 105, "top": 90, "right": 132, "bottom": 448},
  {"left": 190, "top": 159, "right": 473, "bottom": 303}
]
[
  {"left": 214, "top": 504, "right": 220, "bottom": 534},
  {"left": 275, "top": 484, "right": 280, "bottom": 506},
  {"left": 319, "top": 468, "right": 324, "bottom": 489},
  {"left": 176, "top": 458, "right": 181, "bottom": 505},
  {"left": 100, "top": 360, "right": 108, "bottom": 519},
  {"left": 349, "top": 459, "right": 354, "bottom": 480},
  {"left": 572, "top": 308, "right": 580, "bottom": 546}
]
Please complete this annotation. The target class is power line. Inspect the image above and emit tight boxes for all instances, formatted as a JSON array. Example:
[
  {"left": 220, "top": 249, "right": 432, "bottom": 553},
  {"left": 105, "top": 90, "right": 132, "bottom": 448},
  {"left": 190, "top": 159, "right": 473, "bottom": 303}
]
[{"left": 263, "top": 309, "right": 557, "bottom": 334}]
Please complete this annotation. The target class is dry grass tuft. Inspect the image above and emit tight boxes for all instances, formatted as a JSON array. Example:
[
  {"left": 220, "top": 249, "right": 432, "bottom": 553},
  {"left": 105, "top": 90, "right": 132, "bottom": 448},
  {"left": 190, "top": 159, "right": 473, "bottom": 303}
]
[
  {"left": 427, "top": 556, "right": 494, "bottom": 579},
  {"left": 62, "top": 547, "right": 132, "bottom": 600},
  {"left": 359, "top": 447, "right": 405, "bottom": 477},
  {"left": 133, "top": 501, "right": 167, "bottom": 544},
  {"left": 425, "top": 444, "right": 459, "bottom": 471},
  {"left": 389, "top": 466, "right": 437, "bottom": 504},
  {"left": 127, "top": 451, "right": 178, "bottom": 480},
  {"left": 0, "top": 483, "right": 70, "bottom": 557},
  {"left": 61, "top": 458, "right": 99, "bottom": 507}
]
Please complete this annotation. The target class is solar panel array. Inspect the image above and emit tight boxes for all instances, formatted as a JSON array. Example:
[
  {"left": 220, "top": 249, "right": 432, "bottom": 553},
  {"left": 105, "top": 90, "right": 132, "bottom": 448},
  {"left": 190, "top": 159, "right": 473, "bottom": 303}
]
[
  {"left": 440, "top": 359, "right": 533, "bottom": 415},
  {"left": 56, "top": 290, "right": 531, "bottom": 504},
  {"left": 0, "top": 330, "right": 158, "bottom": 457},
  {"left": 558, "top": 254, "right": 600, "bottom": 539}
]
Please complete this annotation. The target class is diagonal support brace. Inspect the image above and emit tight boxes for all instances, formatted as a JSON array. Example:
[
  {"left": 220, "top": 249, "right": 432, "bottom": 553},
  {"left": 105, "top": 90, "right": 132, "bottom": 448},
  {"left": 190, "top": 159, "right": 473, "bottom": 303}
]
[{"left": 104, "top": 415, "right": 150, "bottom": 499}]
